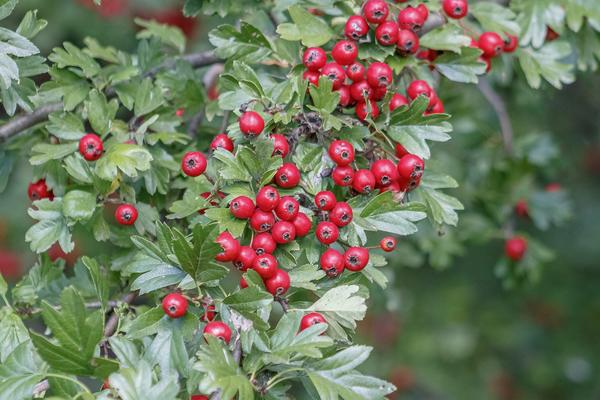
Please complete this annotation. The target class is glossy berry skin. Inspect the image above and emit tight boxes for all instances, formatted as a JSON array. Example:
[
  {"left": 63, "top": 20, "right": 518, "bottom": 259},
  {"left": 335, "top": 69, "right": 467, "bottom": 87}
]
[
  {"left": 316, "top": 221, "right": 339, "bottom": 245},
  {"left": 427, "top": 97, "right": 445, "bottom": 114},
  {"left": 191, "top": 396, "right": 209, "bottom": 400},
  {"left": 363, "top": 0, "right": 389, "bottom": 24},
  {"left": 229, "top": 196, "right": 255, "bottom": 219},
  {"left": 210, "top": 133, "right": 234, "bottom": 152},
  {"left": 344, "top": 247, "right": 370, "bottom": 272},
  {"left": 271, "top": 134, "right": 290, "bottom": 158},
  {"left": 332, "top": 40, "right": 358, "bottom": 66},
  {"left": 329, "top": 202, "right": 353, "bottom": 227},
  {"left": 320, "top": 248, "right": 345, "bottom": 277},
  {"left": 376, "top": 21, "right": 399, "bottom": 46},
  {"left": 398, "top": 6, "right": 426, "bottom": 32},
  {"left": 397, "top": 29, "right": 419, "bottom": 55},
  {"left": 293, "top": 213, "right": 312, "bottom": 237},
  {"left": 380, "top": 236, "right": 398, "bottom": 252},
  {"left": 345, "top": 15, "right": 369, "bottom": 40},
  {"left": 240, "top": 276, "right": 248, "bottom": 289},
  {"left": 203, "top": 321, "right": 232, "bottom": 344},
  {"left": 202, "top": 305, "right": 216, "bottom": 322},
  {"left": 215, "top": 231, "right": 240, "bottom": 262},
  {"left": 239, "top": 111, "right": 265, "bottom": 136},
  {"left": 442, "top": 0, "right": 468, "bottom": 19},
  {"left": 332, "top": 166, "right": 355, "bottom": 187},
  {"left": 381, "top": 180, "right": 402, "bottom": 193},
  {"left": 395, "top": 143, "right": 409, "bottom": 158},
  {"left": 162, "top": 293, "right": 188, "bottom": 318},
  {"left": 28, "top": 179, "right": 53, "bottom": 201},
  {"left": 355, "top": 100, "right": 380, "bottom": 121},
  {"left": 321, "top": 63, "right": 346, "bottom": 90},
  {"left": 265, "top": 269, "right": 290, "bottom": 296},
  {"left": 407, "top": 80, "right": 433, "bottom": 101},
  {"left": 366, "top": 62, "right": 393, "bottom": 88},
  {"left": 115, "top": 204, "right": 138, "bottom": 225},
  {"left": 352, "top": 169, "right": 376, "bottom": 194},
  {"left": 417, "top": 3, "right": 430, "bottom": 20},
  {"left": 274, "top": 163, "right": 301, "bottom": 188},
  {"left": 503, "top": 34, "right": 519, "bottom": 52},
  {"left": 371, "top": 159, "right": 399, "bottom": 187},
  {"left": 303, "top": 70, "right": 320, "bottom": 86},
  {"left": 275, "top": 196, "right": 300, "bottom": 221},
  {"left": 256, "top": 186, "right": 280, "bottom": 212},
  {"left": 397, "top": 154, "right": 425, "bottom": 181},
  {"left": 338, "top": 85, "right": 353, "bottom": 107},
  {"left": 350, "top": 81, "right": 374, "bottom": 103},
  {"left": 300, "top": 312, "right": 327, "bottom": 331},
  {"left": 252, "top": 232, "right": 277, "bottom": 255},
  {"left": 303, "top": 47, "right": 327, "bottom": 71},
  {"left": 249, "top": 210, "right": 275, "bottom": 232},
  {"left": 372, "top": 86, "right": 387, "bottom": 101},
  {"left": 234, "top": 246, "right": 256, "bottom": 271},
  {"left": 79, "top": 133, "right": 103, "bottom": 161},
  {"left": 271, "top": 221, "right": 296, "bottom": 244},
  {"left": 328, "top": 140, "right": 355, "bottom": 166},
  {"left": 198, "top": 191, "right": 224, "bottom": 214},
  {"left": 390, "top": 93, "right": 409, "bottom": 111},
  {"left": 346, "top": 62, "right": 365, "bottom": 82},
  {"left": 478, "top": 32, "right": 504, "bottom": 58},
  {"left": 252, "top": 253, "right": 278, "bottom": 279},
  {"left": 505, "top": 236, "right": 528, "bottom": 261},
  {"left": 315, "top": 191, "right": 337, "bottom": 211},
  {"left": 181, "top": 151, "right": 207, "bottom": 177}
]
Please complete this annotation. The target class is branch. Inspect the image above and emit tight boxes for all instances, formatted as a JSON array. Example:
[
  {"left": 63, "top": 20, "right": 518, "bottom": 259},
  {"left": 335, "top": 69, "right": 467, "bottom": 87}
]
[
  {"left": 103, "top": 292, "right": 137, "bottom": 337},
  {"left": 477, "top": 77, "right": 514, "bottom": 155}
]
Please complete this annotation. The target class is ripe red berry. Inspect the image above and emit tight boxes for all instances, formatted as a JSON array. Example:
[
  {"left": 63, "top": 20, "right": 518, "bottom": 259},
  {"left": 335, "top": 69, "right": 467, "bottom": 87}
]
[
  {"left": 162, "top": 293, "right": 188, "bottom": 318},
  {"left": 320, "top": 248, "right": 345, "bottom": 277},
  {"left": 344, "top": 247, "right": 370, "bottom": 272},
  {"left": 426, "top": 96, "right": 445, "bottom": 114},
  {"left": 198, "top": 191, "right": 224, "bottom": 214},
  {"left": 303, "top": 70, "right": 321, "bottom": 86},
  {"left": 398, "top": 6, "right": 426, "bottom": 31},
  {"left": 363, "top": 0, "right": 389, "bottom": 24},
  {"left": 303, "top": 47, "right": 327, "bottom": 71},
  {"left": 416, "top": 3, "right": 430, "bottom": 20},
  {"left": 505, "top": 236, "right": 528, "bottom": 261},
  {"left": 265, "top": 269, "right": 291, "bottom": 296},
  {"left": 234, "top": 246, "right": 256, "bottom": 271},
  {"left": 376, "top": 21, "right": 399, "bottom": 46},
  {"left": 407, "top": 80, "right": 433, "bottom": 101},
  {"left": 366, "top": 62, "right": 393, "bottom": 88},
  {"left": 240, "top": 276, "right": 248, "bottom": 289},
  {"left": 315, "top": 191, "right": 337, "bottom": 211},
  {"left": 181, "top": 151, "right": 207, "bottom": 177},
  {"left": 210, "top": 133, "right": 234, "bottom": 152},
  {"left": 332, "top": 40, "right": 358, "bottom": 66},
  {"left": 215, "top": 231, "right": 240, "bottom": 262},
  {"left": 381, "top": 180, "right": 402, "bottom": 193},
  {"left": 252, "top": 232, "right": 277, "bottom": 255},
  {"left": 346, "top": 62, "right": 365, "bottom": 82},
  {"left": 515, "top": 199, "right": 529, "bottom": 218},
  {"left": 271, "top": 221, "right": 296, "bottom": 244},
  {"left": 229, "top": 196, "right": 255, "bottom": 219},
  {"left": 416, "top": 48, "right": 440, "bottom": 63},
  {"left": 546, "top": 183, "right": 561, "bottom": 192},
  {"left": 256, "top": 186, "right": 280, "bottom": 212},
  {"left": 115, "top": 204, "right": 138, "bottom": 225},
  {"left": 239, "top": 111, "right": 265, "bottom": 136},
  {"left": 390, "top": 93, "right": 409, "bottom": 111},
  {"left": 503, "top": 34, "right": 519, "bottom": 52},
  {"left": 478, "top": 32, "right": 504, "bottom": 58},
  {"left": 345, "top": 15, "right": 369, "bottom": 40},
  {"left": 328, "top": 140, "right": 355, "bottom": 166},
  {"left": 442, "top": 0, "right": 468, "bottom": 19},
  {"left": 316, "top": 221, "right": 339, "bottom": 245},
  {"left": 350, "top": 80, "right": 374, "bottom": 102},
  {"left": 203, "top": 321, "right": 232, "bottom": 344},
  {"left": 397, "top": 29, "right": 419, "bottom": 55},
  {"left": 252, "top": 253, "right": 278, "bottom": 279},
  {"left": 332, "top": 166, "right": 355, "bottom": 187},
  {"left": 397, "top": 154, "right": 425, "bottom": 183},
  {"left": 191, "top": 396, "right": 209, "bottom": 400},
  {"left": 79, "top": 133, "right": 103, "bottom": 161},
  {"left": 395, "top": 143, "right": 409, "bottom": 158},
  {"left": 271, "top": 134, "right": 289, "bottom": 158},
  {"left": 373, "top": 86, "right": 388, "bottom": 101},
  {"left": 338, "top": 85, "right": 353, "bottom": 107},
  {"left": 249, "top": 209, "right": 275, "bottom": 232},
  {"left": 201, "top": 304, "right": 216, "bottom": 322},
  {"left": 274, "top": 163, "right": 301, "bottom": 189},
  {"left": 546, "top": 27, "right": 559, "bottom": 42},
  {"left": 380, "top": 236, "right": 398, "bottom": 252},
  {"left": 355, "top": 100, "right": 380, "bottom": 121},
  {"left": 321, "top": 63, "right": 346, "bottom": 90},
  {"left": 482, "top": 56, "right": 492, "bottom": 73},
  {"left": 371, "top": 159, "right": 399, "bottom": 187},
  {"left": 176, "top": 107, "right": 185, "bottom": 117},
  {"left": 28, "top": 179, "right": 53, "bottom": 201},
  {"left": 275, "top": 196, "right": 300, "bottom": 221},
  {"left": 293, "top": 212, "right": 312, "bottom": 237},
  {"left": 329, "top": 202, "right": 353, "bottom": 227},
  {"left": 300, "top": 312, "right": 327, "bottom": 331},
  {"left": 352, "top": 169, "right": 376, "bottom": 193}
]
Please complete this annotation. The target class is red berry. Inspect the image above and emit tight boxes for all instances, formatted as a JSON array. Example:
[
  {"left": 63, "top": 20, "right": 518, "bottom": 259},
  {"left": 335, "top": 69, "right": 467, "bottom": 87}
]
[
  {"left": 239, "top": 111, "right": 265, "bottom": 136},
  {"left": 416, "top": 3, "right": 430, "bottom": 20},
  {"left": 332, "top": 166, "right": 355, "bottom": 187},
  {"left": 395, "top": 143, "right": 409, "bottom": 158},
  {"left": 229, "top": 196, "right": 255, "bottom": 219},
  {"left": 442, "top": 0, "right": 468, "bottom": 19},
  {"left": 390, "top": 93, "right": 409, "bottom": 111},
  {"left": 346, "top": 62, "right": 365, "bottom": 82},
  {"left": 181, "top": 151, "right": 207, "bottom": 177},
  {"left": 350, "top": 80, "right": 374, "bottom": 102},
  {"left": 79, "top": 133, "right": 103, "bottom": 161},
  {"left": 546, "top": 27, "right": 559, "bottom": 42},
  {"left": 321, "top": 63, "right": 346, "bottom": 90},
  {"left": 398, "top": 6, "right": 426, "bottom": 32},
  {"left": 293, "top": 212, "right": 312, "bottom": 237},
  {"left": 252, "top": 253, "right": 278, "bottom": 279},
  {"left": 426, "top": 96, "right": 445, "bottom": 114},
  {"left": 338, "top": 85, "right": 353, "bottom": 107},
  {"left": 300, "top": 312, "right": 327, "bottom": 331},
  {"left": 256, "top": 186, "right": 280, "bottom": 212},
  {"left": 303, "top": 47, "right": 327, "bottom": 71},
  {"left": 162, "top": 293, "right": 188, "bottom": 318},
  {"left": 240, "top": 276, "right": 248, "bottom": 289},
  {"left": 482, "top": 56, "right": 492, "bottom": 73},
  {"left": 355, "top": 100, "right": 380, "bottom": 121},
  {"left": 215, "top": 231, "right": 240, "bottom": 262},
  {"left": 546, "top": 183, "right": 561, "bottom": 192},
  {"left": 201, "top": 304, "right": 216, "bottom": 322},
  {"left": 303, "top": 70, "right": 321, "bottom": 86},
  {"left": 363, "top": 0, "right": 389, "bottom": 24},
  {"left": 320, "top": 248, "right": 345, "bottom": 277},
  {"left": 210, "top": 133, "right": 234, "bottom": 152},
  {"left": 371, "top": 159, "right": 399, "bottom": 187},
  {"left": 344, "top": 247, "right": 369, "bottom": 272},
  {"left": 265, "top": 269, "right": 291, "bottom": 296},
  {"left": 315, "top": 191, "right": 337, "bottom": 211},
  {"left": 249, "top": 209, "right": 275, "bottom": 232},
  {"left": 407, "top": 80, "right": 432, "bottom": 101},
  {"left": 198, "top": 191, "right": 224, "bottom": 214},
  {"left": 275, "top": 196, "right": 300, "bottom": 221},
  {"left": 328, "top": 140, "right": 355, "bottom": 166},
  {"left": 332, "top": 40, "right": 358, "bottom": 66},
  {"left": 416, "top": 48, "right": 440, "bottom": 63},
  {"left": 203, "top": 321, "right": 231, "bottom": 344},
  {"left": 505, "top": 236, "right": 528, "bottom": 261},
  {"left": 397, "top": 29, "right": 419, "bottom": 55},
  {"left": 381, "top": 180, "right": 402, "bottom": 193},
  {"left": 28, "top": 179, "right": 53, "bottom": 201},
  {"left": 380, "top": 236, "right": 397, "bottom": 252},
  {"left": 478, "top": 32, "right": 504, "bottom": 58},
  {"left": 271, "top": 134, "right": 289, "bottom": 158},
  {"left": 234, "top": 246, "right": 256, "bottom": 271},
  {"left": 345, "top": 15, "right": 369, "bottom": 40},
  {"left": 115, "top": 204, "right": 138, "bottom": 225},
  {"left": 271, "top": 221, "right": 296, "bottom": 244},
  {"left": 398, "top": 173, "right": 422, "bottom": 191},
  {"left": 515, "top": 199, "right": 529, "bottom": 218},
  {"left": 397, "top": 154, "right": 425, "bottom": 181},
  {"left": 252, "top": 232, "right": 277, "bottom": 255},
  {"left": 366, "top": 62, "right": 393, "bottom": 88},
  {"left": 329, "top": 202, "right": 353, "bottom": 227},
  {"left": 503, "top": 34, "right": 519, "bottom": 53},
  {"left": 316, "top": 221, "right": 339, "bottom": 245},
  {"left": 376, "top": 21, "right": 399, "bottom": 46},
  {"left": 352, "top": 169, "right": 376, "bottom": 193},
  {"left": 274, "top": 163, "right": 301, "bottom": 189},
  {"left": 191, "top": 396, "right": 209, "bottom": 400}
]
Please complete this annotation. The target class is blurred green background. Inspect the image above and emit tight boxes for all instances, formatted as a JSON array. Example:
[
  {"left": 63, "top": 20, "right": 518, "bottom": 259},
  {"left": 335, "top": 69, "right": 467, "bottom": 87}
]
[{"left": 1, "top": 1, "right": 599, "bottom": 399}]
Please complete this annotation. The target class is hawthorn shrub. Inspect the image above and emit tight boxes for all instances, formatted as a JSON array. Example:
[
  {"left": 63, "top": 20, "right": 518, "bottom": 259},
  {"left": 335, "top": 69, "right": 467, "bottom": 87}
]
[{"left": 0, "top": 0, "right": 594, "bottom": 398}]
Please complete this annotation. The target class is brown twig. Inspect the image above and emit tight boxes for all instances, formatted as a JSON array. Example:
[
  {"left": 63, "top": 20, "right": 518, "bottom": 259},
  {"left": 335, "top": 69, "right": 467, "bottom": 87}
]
[
  {"left": 103, "top": 292, "right": 137, "bottom": 337},
  {"left": 477, "top": 77, "right": 514, "bottom": 156}
]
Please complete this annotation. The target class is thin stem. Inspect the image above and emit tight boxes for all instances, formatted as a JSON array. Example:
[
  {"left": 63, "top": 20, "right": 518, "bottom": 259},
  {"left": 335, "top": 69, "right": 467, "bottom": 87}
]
[
  {"left": 103, "top": 292, "right": 137, "bottom": 338},
  {"left": 477, "top": 77, "right": 514, "bottom": 156}
]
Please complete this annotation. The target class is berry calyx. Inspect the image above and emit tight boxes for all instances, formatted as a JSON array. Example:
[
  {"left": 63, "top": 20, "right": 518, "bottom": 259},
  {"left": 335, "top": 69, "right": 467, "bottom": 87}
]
[
  {"left": 505, "top": 236, "right": 528, "bottom": 261},
  {"left": 162, "top": 293, "right": 188, "bottom": 318},
  {"left": 203, "top": 321, "right": 232, "bottom": 344},
  {"left": 265, "top": 269, "right": 291, "bottom": 296},
  {"left": 239, "top": 111, "right": 265, "bottom": 136},
  {"left": 28, "top": 179, "right": 54, "bottom": 201},
  {"left": 252, "top": 253, "right": 278, "bottom": 279},
  {"left": 371, "top": 159, "right": 399, "bottom": 187},
  {"left": 363, "top": 0, "right": 389, "bottom": 24},
  {"left": 275, "top": 196, "right": 300, "bottom": 221},
  {"left": 256, "top": 185, "right": 280, "bottom": 212},
  {"left": 320, "top": 248, "right": 345, "bottom": 277},
  {"left": 79, "top": 133, "right": 103, "bottom": 161},
  {"left": 229, "top": 195, "right": 255, "bottom": 219},
  {"left": 328, "top": 140, "right": 355, "bottom": 166},
  {"left": 478, "top": 32, "right": 504, "bottom": 58},
  {"left": 274, "top": 163, "right": 301, "bottom": 188},
  {"left": 215, "top": 231, "right": 240, "bottom": 262},
  {"left": 252, "top": 232, "right": 277, "bottom": 255},
  {"left": 380, "top": 236, "right": 398, "bottom": 252},
  {"left": 332, "top": 166, "right": 355, "bottom": 187},
  {"left": 303, "top": 47, "right": 327, "bottom": 71},
  {"left": 210, "top": 133, "right": 234, "bottom": 152},
  {"left": 352, "top": 169, "right": 376, "bottom": 193},
  {"left": 345, "top": 15, "right": 369, "bottom": 40},
  {"left": 271, "top": 134, "right": 290, "bottom": 158},
  {"left": 293, "top": 213, "right": 312, "bottom": 237},
  {"left": 442, "top": 0, "right": 468, "bottom": 19},
  {"left": 300, "top": 312, "right": 327, "bottom": 331},
  {"left": 249, "top": 209, "right": 275, "bottom": 232},
  {"left": 115, "top": 204, "right": 138, "bottom": 225},
  {"left": 271, "top": 221, "right": 296, "bottom": 244},
  {"left": 344, "top": 246, "right": 370, "bottom": 272},
  {"left": 329, "top": 202, "right": 353, "bottom": 227},
  {"left": 316, "top": 221, "right": 339, "bottom": 245},
  {"left": 376, "top": 21, "right": 399, "bottom": 46},
  {"left": 181, "top": 151, "right": 207, "bottom": 177},
  {"left": 234, "top": 246, "right": 256, "bottom": 271},
  {"left": 315, "top": 191, "right": 337, "bottom": 211}
]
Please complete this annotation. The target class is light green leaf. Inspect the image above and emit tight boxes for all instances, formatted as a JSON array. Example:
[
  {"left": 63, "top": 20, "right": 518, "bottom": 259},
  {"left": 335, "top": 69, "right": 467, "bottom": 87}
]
[
  {"left": 471, "top": 2, "right": 521, "bottom": 36},
  {"left": 48, "top": 42, "right": 100, "bottom": 77},
  {"left": 26, "top": 198, "right": 74, "bottom": 253},
  {"left": 85, "top": 89, "right": 118, "bottom": 135},
  {"left": 282, "top": 5, "right": 333, "bottom": 47},
  {"left": 95, "top": 143, "right": 153, "bottom": 181},
  {"left": 419, "top": 25, "right": 472, "bottom": 53},
  {"left": 307, "top": 285, "right": 367, "bottom": 332},
  {"left": 518, "top": 41, "right": 575, "bottom": 89},
  {"left": 434, "top": 47, "right": 487, "bottom": 83},
  {"left": 134, "top": 78, "right": 164, "bottom": 116},
  {"left": 135, "top": 18, "right": 186, "bottom": 53},
  {"left": 62, "top": 190, "right": 96, "bottom": 221},
  {"left": 29, "top": 142, "right": 78, "bottom": 165}
]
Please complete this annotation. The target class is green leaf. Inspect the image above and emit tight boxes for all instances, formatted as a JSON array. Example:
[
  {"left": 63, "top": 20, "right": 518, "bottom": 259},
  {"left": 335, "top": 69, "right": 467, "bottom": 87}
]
[
  {"left": 135, "top": 18, "right": 186, "bottom": 53},
  {"left": 0, "top": 342, "right": 47, "bottom": 400},
  {"left": 307, "top": 285, "right": 367, "bottom": 333},
  {"left": 46, "top": 112, "right": 86, "bottom": 140},
  {"left": 45, "top": 67, "right": 90, "bottom": 111},
  {"left": 16, "top": 9, "right": 47, "bottom": 39},
  {"left": 309, "top": 76, "right": 340, "bottom": 114},
  {"left": 134, "top": 78, "right": 164, "bottom": 116},
  {"left": 471, "top": 2, "right": 521, "bottom": 36},
  {"left": 0, "top": 27, "right": 38, "bottom": 57},
  {"left": 0, "top": 309, "right": 30, "bottom": 362},
  {"left": 212, "top": 148, "right": 252, "bottom": 182},
  {"left": 224, "top": 287, "right": 273, "bottom": 312},
  {"left": 0, "top": 150, "right": 14, "bottom": 193},
  {"left": 81, "top": 257, "right": 109, "bottom": 310},
  {"left": 209, "top": 22, "right": 272, "bottom": 61},
  {"left": 0, "top": 53, "right": 18, "bottom": 88},
  {"left": 26, "top": 198, "right": 74, "bottom": 253},
  {"left": 419, "top": 25, "right": 472, "bottom": 53},
  {"left": 515, "top": 0, "right": 563, "bottom": 49},
  {"left": 434, "top": 47, "right": 487, "bottom": 83},
  {"left": 0, "top": 0, "right": 17, "bottom": 21},
  {"left": 183, "top": 0, "right": 203, "bottom": 17},
  {"left": 29, "top": 142, "right": 78, "bottom": 165},
  {"left": 108, "top": 359, "right": 180, "bottom": 400},
  {"left": 267, "top": 312, "right": 332, "bottom": 363},
  {"left": 62, "top": 190, "right": 96, "bottom": 221},
  {"left": 171, "top": 224, "right": 223, "bottom": 283},
  {"left": 528, "top": 189, "right": 572, "bottom": 230},
  {"left": 289, "top": 264, "right": 326, "bottom": 291},
  {"left": 85, "top": 89, "right": 118, "bottom": 135},
  {"left": 48, "top": 42, "right": 100, "bottom": 78},
  {"left": 126, "top": 306, "right": 164, "bottom": 340},
  {"left": 282, "top": 5, "right": 333, "bottom": 47},
  {"left": 95, "top": 143, "right": 153, "bottom": 181},
  {"left": 518, "top": 42, "right": 575, "bottom": 89},
  {"left": 128, "top": 255, "right": 186, "bottom": 295},
  {"left": 416, "top": 185, "right": 464, "bottom": 226}
]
